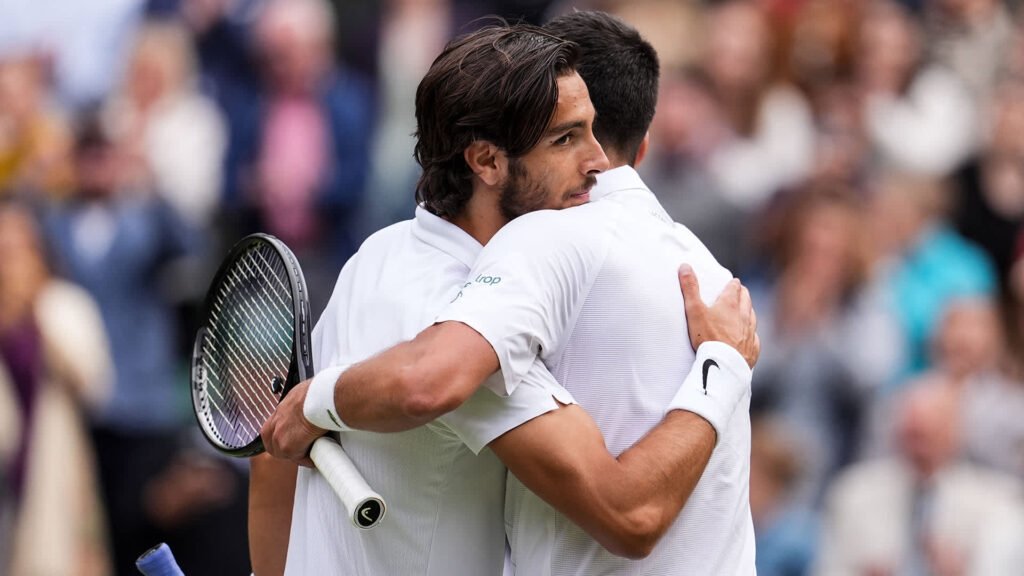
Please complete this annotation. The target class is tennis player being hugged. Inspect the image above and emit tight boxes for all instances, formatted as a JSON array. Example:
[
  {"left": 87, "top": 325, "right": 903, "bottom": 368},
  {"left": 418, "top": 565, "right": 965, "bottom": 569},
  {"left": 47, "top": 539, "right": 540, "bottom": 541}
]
[{"left": 260, "top": 14, "right": 758, "bottom": 576}]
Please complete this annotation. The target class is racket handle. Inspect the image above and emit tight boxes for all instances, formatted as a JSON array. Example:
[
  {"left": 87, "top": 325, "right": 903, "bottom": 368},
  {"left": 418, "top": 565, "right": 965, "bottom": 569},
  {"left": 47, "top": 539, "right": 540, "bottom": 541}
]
[
  {"left": 136, "top": 543, "right": 185, "bottom": 576},
  {"left": 310, "top": 436, "right": 387, "bottom": 530}
]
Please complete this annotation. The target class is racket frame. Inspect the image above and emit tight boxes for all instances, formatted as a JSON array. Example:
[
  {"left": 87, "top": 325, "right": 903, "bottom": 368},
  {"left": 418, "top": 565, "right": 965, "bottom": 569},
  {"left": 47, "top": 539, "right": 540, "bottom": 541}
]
[{"left": 190, "top": 233, "right": 313, "bottom": 457}]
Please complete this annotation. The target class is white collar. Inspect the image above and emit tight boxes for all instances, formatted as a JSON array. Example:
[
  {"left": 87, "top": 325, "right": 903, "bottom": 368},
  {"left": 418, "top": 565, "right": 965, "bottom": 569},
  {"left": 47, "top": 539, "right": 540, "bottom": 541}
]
[
  {"left": 411, "top": 205, "right": 482, "bottom": 268},
  {"left": 591, "top": 165, "right": 649, "bottom": 201}
]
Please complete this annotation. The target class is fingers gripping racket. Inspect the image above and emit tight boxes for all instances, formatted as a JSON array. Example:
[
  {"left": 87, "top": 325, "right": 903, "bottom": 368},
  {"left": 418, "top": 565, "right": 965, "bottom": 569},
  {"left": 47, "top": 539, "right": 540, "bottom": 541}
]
[{"left": 190, "top": 233, "right": 386, "bottom": 529}]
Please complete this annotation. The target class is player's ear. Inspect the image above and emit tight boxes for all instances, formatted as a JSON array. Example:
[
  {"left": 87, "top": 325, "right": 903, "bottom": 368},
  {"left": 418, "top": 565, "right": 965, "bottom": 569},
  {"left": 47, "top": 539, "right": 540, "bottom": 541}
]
[
  {"left": 465, "top": 140, "right": 507, "bottom": 187},
  {"left": 633, "top": 132, "right": 650, "bottom": 169}
]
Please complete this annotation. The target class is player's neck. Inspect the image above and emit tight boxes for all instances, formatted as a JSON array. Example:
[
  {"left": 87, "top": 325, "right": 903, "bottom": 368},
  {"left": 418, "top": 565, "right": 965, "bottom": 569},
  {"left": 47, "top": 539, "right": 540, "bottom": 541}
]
[{"left": 448, "top": 189, "right": 507, "bottom": 246}]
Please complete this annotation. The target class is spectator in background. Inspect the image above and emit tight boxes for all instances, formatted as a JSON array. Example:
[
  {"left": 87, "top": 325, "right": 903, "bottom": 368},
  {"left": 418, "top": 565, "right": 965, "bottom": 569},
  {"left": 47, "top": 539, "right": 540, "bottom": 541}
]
[
  {"left": 640, "top": 67, "right": 752, "bottom": 273},
  {"left": 749, "top": 188, "right": 902, "bottom": 507},
  {"left": 750, "top": 416, "right": 819, "bottom": 576},
  {"left": 701, "top": 0, "right": 816, "bottom": 211},
  {"left": 931, "top": 296, "right": 1007, "bottom": 382},
  {"left": 951, "top": 79, "right": 1024, "bottom": 287},
  {"left": 870, "top": 172, "right": 997, "bottom": 378},
  {"left": 44, "top": 117, "right": 246, "bottom": 576},
  {"left": 784, "top": 0, "right": 861, "bottom": 95},
  {"left": 222, "top": 0, "right": 374, "bottom": 313},
  {"left": 923, "top": 0, "right": 1017, "bottom": 107},
  {"left": 0, "top": 55, "right": 76, "bottom": 199},
  {"left": 179, "top": 0, "right": 263, "bottom": 105},
  {"left": 0, "top": 201, "right": 111, "bottom": 576},
  {"left": 816, "top": 379, "right": 1024, "bottom": 576},
  {"left": 806, "top": 81, "right": 872, "bottom": 189},
  {"left": 103, "top": 20, "right": 227, "bottom": 227},
  {"left": 1009, "top": 236, "right": 1024, "bottom": 377},
  {"left": 782, "top": 0, "right": 873, "bottom": 189},
  {"left": 362, "top": 0, "right": 452, "bottom": 238},
  {"left": 856, "top": 0, "right": 976, "bottom": 177},
  {"left": 930, "top": 297, "right": 1024, "bottom": 478},
  {"left": 0, "top": 0, "right": 144, "bottom": 110}
]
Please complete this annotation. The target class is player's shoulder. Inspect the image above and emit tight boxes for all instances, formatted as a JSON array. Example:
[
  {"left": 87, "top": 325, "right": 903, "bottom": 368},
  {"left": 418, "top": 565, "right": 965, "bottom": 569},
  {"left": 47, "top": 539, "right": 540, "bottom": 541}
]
[
  {"left": 669, "top": 222, "right": 732, "bottom": 273},
  {"left": 359, "top": 219, "right": 413, "bottom": 250},
  {"left": 347, "top": 219, "right": 416, "bottom": 265},
  {"left": 492, "top": 202, "right": 610, "bottom": 247}
]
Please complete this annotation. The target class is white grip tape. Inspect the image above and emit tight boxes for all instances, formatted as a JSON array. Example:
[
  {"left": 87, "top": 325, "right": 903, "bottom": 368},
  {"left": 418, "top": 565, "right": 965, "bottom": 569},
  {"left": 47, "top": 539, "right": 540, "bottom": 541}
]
[{"left": 309, "top": 436, "right": 387, "bottom": 529}]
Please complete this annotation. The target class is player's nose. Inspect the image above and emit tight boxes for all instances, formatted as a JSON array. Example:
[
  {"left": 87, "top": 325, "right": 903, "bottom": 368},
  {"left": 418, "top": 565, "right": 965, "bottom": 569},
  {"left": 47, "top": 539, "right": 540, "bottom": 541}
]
[{"left": 584, "top": 134, "right": 609, "bottom": 175}]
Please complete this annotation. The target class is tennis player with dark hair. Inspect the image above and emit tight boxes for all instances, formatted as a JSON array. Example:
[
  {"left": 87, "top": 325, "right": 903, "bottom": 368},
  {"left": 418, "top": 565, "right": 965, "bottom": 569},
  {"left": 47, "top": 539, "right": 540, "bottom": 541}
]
[
  {"left": 258, "top": 17, "right": 753, "bottom": 573},
  {"left": 264, "top": 11, "right": 758, "bottom": 575}
]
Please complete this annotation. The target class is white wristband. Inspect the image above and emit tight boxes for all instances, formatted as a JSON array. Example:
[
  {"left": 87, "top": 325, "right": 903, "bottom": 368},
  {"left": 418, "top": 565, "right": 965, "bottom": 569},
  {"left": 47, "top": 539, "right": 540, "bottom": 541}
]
[
  {"left": 303, "top": 365, "right": 352, "bottom": 432},
  {"left": 667, "top": 342, "right": 751, "bottom": 444}
]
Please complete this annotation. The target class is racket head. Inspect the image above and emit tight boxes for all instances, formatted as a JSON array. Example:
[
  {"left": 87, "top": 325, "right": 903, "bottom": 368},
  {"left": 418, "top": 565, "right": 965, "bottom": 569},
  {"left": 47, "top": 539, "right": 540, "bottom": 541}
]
[{"left": 190, "top": 233, "right": 313, "bottom": 457}]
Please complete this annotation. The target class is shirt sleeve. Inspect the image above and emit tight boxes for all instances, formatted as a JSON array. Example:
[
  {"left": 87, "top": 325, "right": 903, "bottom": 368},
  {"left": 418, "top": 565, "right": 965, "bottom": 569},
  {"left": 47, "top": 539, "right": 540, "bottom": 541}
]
[
  {"left": 430, "top": 357, "right": 577, "bottom": 454},
  {"left": 434, "top": 210, "right": 609, "bottom": 396},
  {"left": 310, "top": 251, "right": 361, "bottom": 370}
]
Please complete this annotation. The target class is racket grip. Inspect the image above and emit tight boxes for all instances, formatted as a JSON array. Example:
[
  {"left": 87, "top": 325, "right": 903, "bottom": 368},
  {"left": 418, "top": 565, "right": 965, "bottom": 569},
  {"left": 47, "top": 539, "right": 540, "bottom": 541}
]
[
  {"left": 310, "top": 436, "right": 387, "bottom": 530},
  {"left": 136, "top": 543, "right": 185, "bottom": 576}
]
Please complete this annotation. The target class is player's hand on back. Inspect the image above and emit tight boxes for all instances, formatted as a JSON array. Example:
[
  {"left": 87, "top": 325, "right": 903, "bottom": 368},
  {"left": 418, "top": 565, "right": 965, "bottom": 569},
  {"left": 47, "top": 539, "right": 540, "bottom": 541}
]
[
  {"left": 261, "top": 379, "right": 326, "bottom": 467},
  {"left": 677, "top": 264, "right": 760, "bottom": 367}
]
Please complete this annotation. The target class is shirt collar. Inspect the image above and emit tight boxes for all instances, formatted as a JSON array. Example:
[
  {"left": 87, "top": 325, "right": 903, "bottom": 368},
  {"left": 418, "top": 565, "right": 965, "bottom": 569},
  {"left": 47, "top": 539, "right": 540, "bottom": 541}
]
[
  {"left": 591, "top": 164, "right": 673, "bottom": 224},
  {"left": 411, "top": 205, "right": 482, "bottom": 268},
  {"left": 591, "top": 165, "right": 649, "bottom": 201}
]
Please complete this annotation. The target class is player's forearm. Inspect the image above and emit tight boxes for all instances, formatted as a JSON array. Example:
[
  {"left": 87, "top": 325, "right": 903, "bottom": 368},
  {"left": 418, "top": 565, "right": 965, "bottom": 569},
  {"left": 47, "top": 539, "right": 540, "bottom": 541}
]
[
  {"left": 614, "top": 410, "right": 715, "bottom": 536},
  {"left": 493, "top": 406, "right": 714, "bottom": 559},
  {"left": 331, "top": 348, "right": 443, "bottom": 432},
  {"left": 578, "top": 410, "right": 714, "bottom": 557},
  {"left": 332, "top": 322, "right": 499, "bottom": 432},
  {"left": 248, "top": 454, "right": 298, "bottom": 576}
]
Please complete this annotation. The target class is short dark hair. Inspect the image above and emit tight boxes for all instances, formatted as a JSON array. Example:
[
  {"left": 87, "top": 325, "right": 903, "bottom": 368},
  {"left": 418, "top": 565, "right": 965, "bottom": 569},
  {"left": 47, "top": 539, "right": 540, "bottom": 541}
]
[
  {"left": 546, "top": 11, "right": 659, "bottom": 164},
  {"left": 414, "top": 24, "right": 579, "bottom": 218}
]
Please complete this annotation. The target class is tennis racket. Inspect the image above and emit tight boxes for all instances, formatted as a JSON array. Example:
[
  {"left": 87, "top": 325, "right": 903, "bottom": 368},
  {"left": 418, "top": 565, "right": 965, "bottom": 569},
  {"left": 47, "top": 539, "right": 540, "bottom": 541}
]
[{"left": 190, "top": 233, "right": 386, "bottom": 529}]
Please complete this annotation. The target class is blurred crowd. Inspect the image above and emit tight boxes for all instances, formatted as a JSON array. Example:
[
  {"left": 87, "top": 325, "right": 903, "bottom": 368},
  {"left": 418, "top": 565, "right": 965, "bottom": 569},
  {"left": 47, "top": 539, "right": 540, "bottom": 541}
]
[{"left": 2, "top": 0, "right": 1024, "bottom": 574}]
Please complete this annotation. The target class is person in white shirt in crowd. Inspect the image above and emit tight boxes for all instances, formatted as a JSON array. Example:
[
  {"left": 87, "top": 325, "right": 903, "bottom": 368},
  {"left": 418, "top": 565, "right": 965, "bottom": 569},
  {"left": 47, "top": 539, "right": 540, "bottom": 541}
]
[
  {"left": 265, "top": 12, "right": 758, "bottom": 576},
  {"left": 103, "top": 19, "right": 227, "bottom": 228},
  {"left": 816, "top": 377, "right": 1024, "bottom": 576},
  {"left": 857, "top": 0, "right": 977, "bottom": 177},
  {"left": 700, "top": 0, "right": 816, "bottom": 212}
]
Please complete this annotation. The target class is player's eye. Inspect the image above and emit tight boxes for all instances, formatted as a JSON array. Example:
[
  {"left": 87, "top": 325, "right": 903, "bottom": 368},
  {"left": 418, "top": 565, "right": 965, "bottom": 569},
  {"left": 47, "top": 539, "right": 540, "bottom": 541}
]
[{"left": 553, "top": 133, "right": 573, "bottom": 146}]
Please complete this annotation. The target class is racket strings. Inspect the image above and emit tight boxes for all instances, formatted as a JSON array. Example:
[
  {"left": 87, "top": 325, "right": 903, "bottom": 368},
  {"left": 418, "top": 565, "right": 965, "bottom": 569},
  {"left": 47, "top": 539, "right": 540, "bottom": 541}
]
[
  {"left": 204, "top": 292, "right": 285, "bottom": 441},
  {"left": 213, "top": 252, "right": 290, "bottom": 431},
  {"left": 199, "top": 243, "right": 297, "bottom": 448},
  {"left": 206, "top": 283, "right": 280, "bottom": 427},
  {"left": 203, "top": 305, "right": 274, "bottom": 442}
]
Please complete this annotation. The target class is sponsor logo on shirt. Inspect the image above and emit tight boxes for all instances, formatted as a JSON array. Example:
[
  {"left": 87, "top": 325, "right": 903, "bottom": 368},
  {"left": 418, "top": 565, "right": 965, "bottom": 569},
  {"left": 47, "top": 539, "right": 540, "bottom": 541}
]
[{"left": 450, "top": 275, "right": 503, "bottom": 303}]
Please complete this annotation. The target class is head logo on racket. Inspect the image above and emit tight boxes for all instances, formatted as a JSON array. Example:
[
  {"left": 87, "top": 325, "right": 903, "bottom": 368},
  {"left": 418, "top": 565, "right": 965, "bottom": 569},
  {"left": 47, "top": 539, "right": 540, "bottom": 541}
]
[{"left": 357, "top": 499, "right": 385, "bottom": 529}]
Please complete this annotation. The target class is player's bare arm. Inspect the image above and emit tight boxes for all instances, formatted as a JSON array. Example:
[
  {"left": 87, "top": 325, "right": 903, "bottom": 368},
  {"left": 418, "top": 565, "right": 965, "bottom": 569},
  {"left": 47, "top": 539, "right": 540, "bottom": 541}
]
[
  {"left": 248, "top": 454, "right": 297, "bottom": 576},
  {"left": 490, "top": 405, "right": 714, "bottom": 558}
]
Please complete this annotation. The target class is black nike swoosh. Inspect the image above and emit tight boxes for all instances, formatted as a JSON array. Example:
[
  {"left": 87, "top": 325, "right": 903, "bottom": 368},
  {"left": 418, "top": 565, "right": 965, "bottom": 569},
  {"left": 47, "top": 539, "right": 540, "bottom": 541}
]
[{"left": 702, "top": 359, "right": 719, "bottom": 395}]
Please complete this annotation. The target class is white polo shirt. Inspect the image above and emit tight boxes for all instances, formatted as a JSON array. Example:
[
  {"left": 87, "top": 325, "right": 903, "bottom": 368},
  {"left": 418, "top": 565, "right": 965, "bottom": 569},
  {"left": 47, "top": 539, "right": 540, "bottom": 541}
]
[
  {"left": 437, "top": 166, "right": 756, "bottom": 575},
  {"left": 285, "top": 207, "right": 574, "bottom": 576}
]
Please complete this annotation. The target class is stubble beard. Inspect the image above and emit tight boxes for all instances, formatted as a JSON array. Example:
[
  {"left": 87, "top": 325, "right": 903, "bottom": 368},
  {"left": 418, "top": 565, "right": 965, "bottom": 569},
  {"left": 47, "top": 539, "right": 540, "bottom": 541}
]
[{"left": 499, "top": 158, "right": 595, "bottom": 221}]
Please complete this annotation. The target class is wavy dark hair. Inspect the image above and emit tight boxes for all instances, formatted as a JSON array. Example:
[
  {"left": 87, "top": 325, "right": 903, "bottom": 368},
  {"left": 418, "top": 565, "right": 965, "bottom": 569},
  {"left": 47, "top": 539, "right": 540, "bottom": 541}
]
[
  {"left": 546, "top": 11, "right": 659, "bottom": 165},
  {"left": 414, "top": 24, "right": 579, "bottom": 218}
]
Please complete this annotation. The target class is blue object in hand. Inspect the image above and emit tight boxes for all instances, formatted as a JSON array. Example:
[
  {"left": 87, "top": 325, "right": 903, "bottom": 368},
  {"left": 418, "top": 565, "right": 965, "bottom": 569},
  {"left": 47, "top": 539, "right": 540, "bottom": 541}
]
[{"left": 136, "top": 543, "right": 185, "bottom": 576}]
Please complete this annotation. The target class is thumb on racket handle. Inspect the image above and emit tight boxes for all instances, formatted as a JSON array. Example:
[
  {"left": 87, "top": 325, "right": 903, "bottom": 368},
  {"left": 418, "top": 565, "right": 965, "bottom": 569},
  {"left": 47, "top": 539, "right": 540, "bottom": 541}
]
[{"left": 310, "top": 436, "right": 387, "bottom": 530}]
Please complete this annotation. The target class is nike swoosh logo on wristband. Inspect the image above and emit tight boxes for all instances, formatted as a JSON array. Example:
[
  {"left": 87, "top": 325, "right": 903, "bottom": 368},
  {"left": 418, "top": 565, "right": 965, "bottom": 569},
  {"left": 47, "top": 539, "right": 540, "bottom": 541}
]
[{"left": 702, "top": 358, "right": 719, "bottom": 395}]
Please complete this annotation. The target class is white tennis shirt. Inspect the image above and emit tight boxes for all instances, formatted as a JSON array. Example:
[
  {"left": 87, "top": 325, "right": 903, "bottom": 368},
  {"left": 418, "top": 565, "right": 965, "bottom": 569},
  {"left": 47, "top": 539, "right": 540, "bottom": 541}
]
[
  {"left": 284, "top": 207, "right": 574, "bottom": 576},
  {"left": 437, "top": 166, "right": 756, "bottom": 575}
]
